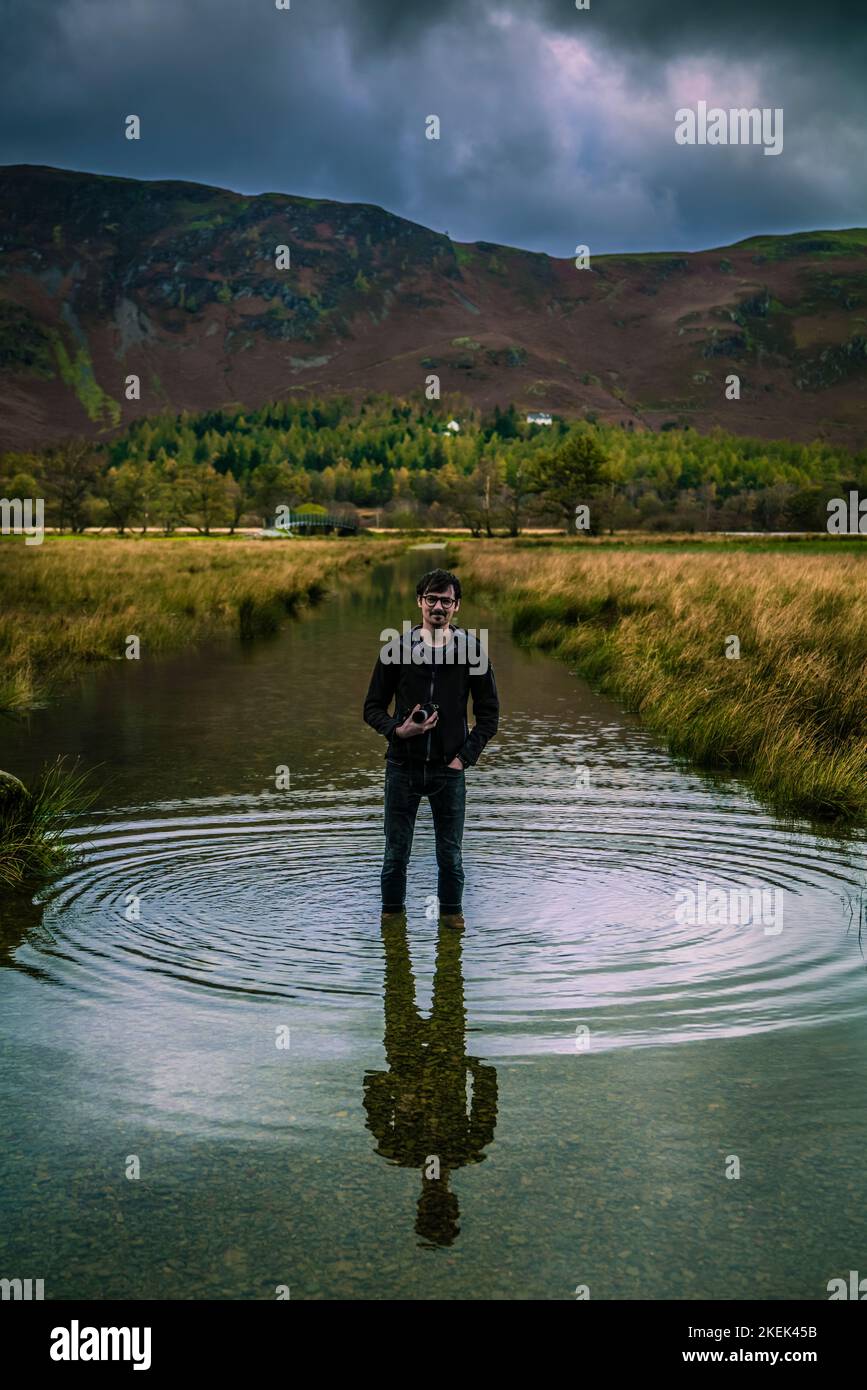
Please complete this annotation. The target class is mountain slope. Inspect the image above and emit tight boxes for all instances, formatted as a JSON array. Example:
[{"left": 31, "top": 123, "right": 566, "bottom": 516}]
[{"left": 1, "top": 164, "right": 866, "bottom": 450}]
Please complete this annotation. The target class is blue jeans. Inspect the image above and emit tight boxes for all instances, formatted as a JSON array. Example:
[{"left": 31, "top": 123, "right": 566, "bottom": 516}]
[{"left": 381, "top": 760, "right": 466, "bottom": 914}]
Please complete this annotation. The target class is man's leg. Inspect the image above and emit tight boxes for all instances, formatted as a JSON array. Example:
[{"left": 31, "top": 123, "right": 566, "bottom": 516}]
[
  {"left": 381, "top": 762, "right": 421, "bottom": 912},
  {"left": 429, "top": 768, "right": 466, "bottom": 914}
]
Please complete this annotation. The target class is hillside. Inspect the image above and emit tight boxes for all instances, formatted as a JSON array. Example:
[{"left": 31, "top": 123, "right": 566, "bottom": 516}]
[{"left": 1, "top": 164, "right": 866, "bottom": 450}]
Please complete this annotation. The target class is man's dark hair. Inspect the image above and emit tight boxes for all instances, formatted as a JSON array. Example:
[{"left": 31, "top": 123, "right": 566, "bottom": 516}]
[{"left": 416, "top": 568, "right": 462, "bottom": 602}]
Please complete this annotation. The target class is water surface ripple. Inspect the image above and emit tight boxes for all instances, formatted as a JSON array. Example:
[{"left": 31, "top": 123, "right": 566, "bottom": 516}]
[{"left": 28, "top": 761, "right": 866, "bottom": 1053}]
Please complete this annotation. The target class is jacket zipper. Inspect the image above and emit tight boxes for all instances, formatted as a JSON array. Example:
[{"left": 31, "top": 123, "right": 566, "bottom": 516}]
[{"left": 426, "top": 661, "right": 435, "bottom": 761}]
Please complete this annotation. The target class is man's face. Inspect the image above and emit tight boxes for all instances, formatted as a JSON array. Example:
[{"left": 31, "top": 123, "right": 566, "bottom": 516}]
[{"left": 418, "top": 584, "right": 460, "bottom": 628}]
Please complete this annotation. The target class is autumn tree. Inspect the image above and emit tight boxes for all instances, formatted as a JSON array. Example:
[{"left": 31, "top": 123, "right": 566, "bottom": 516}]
[{"left": 176, "top": 461, "right": 234, "bottom": 534}]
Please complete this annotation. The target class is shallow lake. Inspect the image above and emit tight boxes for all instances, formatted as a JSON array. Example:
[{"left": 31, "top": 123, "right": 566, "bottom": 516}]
[{"left": 1, "top": 547, "right": 865, "bottom": 1299}]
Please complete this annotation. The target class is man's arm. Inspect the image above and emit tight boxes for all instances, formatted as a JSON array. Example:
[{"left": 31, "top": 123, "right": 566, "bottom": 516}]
[
  {"left": 457, "top": 661, "right": 499, "bottom": 767},
  {"left": 363, "top": 656, "right": 403, "bottom": 740},
  {"left": 466, "top": 1060, "right": 499, "bottom": 1152}
]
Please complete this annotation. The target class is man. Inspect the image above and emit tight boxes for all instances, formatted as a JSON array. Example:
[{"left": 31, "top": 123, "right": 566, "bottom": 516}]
[{"left": 363, "top": 569, "right": 499, "bottom": 926}]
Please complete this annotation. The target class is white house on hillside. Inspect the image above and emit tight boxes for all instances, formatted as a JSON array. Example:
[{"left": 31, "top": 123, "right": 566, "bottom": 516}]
[{"left": 527, "top": 412, "right": 553, "bottom": 426}]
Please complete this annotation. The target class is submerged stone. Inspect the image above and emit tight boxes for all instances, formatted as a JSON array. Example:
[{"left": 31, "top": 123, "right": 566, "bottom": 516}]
[{"left": 0, "top": 769, "right": 30, "bottom": 814}]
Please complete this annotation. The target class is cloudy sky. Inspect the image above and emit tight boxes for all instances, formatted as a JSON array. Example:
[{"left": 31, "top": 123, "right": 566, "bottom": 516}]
[{"left": 1, "top": 0, "right": 864, "bottom": 254}]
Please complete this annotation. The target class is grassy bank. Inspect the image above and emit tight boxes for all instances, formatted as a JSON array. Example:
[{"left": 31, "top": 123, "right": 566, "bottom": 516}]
[
  {"left": 0, "top": 536, "right": 404, "bottom": 711},
  {"left": 454, "top": 542, "right": 867, "bottom": 822}
]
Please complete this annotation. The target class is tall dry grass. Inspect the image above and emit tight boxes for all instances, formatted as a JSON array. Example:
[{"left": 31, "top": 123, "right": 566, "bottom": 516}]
[
  {"left": 456, "top": 543, "right": 867, "bottom": 821},
  {"left": 0, "top": 536, "right": 402, "bottom": 711}
]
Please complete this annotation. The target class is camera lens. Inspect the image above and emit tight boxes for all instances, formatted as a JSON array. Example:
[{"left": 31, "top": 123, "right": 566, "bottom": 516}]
[{"left": 411, "top": 702, "right": 438, "bottom": 723}]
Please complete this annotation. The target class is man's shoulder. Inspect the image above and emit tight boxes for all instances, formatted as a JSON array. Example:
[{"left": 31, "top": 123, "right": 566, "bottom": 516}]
[
  {"left": 451, "top": 625, "right": 491, "bottom": 660},
  {"left": 376, "top": 623, "right": 420, "bottom": 665}
]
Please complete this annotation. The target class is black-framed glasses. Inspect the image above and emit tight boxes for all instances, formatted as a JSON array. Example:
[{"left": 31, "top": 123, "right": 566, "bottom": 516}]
[{"left": 423, "top": 594, "right": 456, "bottom": 609}]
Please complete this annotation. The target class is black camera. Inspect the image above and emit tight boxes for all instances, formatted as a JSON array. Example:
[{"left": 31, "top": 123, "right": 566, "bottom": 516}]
[{"left": 411, "top": 701, "right": 439, "bottom": 724}]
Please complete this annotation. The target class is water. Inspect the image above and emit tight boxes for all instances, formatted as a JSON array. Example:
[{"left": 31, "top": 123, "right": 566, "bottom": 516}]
[{"left": 1, "top": 549, "right": 865, "bottom": 1299}]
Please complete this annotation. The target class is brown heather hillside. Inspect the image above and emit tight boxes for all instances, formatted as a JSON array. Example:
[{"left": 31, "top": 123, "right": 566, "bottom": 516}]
[{"left": 1, "top": 164, "right": 866, "bottom": 450}]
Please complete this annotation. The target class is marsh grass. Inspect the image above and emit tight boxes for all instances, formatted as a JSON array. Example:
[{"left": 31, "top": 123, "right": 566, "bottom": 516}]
[
  {"left": 0, "top": 537, "right": 402, "bottom": 710},
  {"left": 455, "top": 543, "right": 867, "bottom": 822},
  {"left": 0, "top": 757, "right": 97, "bottom": 889}
]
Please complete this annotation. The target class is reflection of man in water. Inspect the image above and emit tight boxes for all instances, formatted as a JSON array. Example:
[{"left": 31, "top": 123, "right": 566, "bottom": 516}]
[{"left": 363, "top": 915, "right": 498, "bottom": 1247}]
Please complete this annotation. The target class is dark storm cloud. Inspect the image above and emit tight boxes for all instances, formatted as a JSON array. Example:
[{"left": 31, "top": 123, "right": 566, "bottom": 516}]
[
  {"left": 0, "top": 0, "right": 864, "bottom": 255},
  {"left": 346, "top": 0, "right": 867, "bottom": 59}
]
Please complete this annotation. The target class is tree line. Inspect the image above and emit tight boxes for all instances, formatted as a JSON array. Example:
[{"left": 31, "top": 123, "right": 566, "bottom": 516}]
[{"left": 1, "top": 395, "right": 864, "bottom": 534}]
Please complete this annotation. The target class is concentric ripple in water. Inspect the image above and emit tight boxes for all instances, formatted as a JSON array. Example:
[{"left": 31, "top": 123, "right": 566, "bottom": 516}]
[{"left": 25, "top": 750, "right": 867, "bottom": 1054}]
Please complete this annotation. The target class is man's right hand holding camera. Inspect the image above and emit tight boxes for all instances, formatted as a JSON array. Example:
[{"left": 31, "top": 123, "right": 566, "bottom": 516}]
[{"left": 395, "top": 704, "right": 439, "bottom": 739}]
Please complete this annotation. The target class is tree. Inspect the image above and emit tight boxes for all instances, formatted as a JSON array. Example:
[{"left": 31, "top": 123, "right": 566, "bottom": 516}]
[
  {"left": 176, "top": 461, "right": 234, "bottom": 534},
  {"left": 785, "top": 486, "right": 826, "bottom": 532},
  {"left": 0, "top": 450, "right": 41, "bottom": 501},
  {"left": 130, "top": 461, "right": 164, "bottom": 534},
  {"left": 42, "top": 437, "right": 101, "bottom": 532},
  {"left": 474, "top": 457, "right": 503, "bottom": 537},
  {"left": 151, "top": 459, "right": 182, "bottom": 535},
  {"left": 593, "top": 450, "right": 629, "bottom": 535},
  {"left": 438, "top": 463, "right": 484, "bottom": 536},
  {"left": 531, "top": 429, "right": 607, "bottom": 533},
  {"left": 104, "top": 462, "right": 147, "bottom": 533},
  {"left": 490, "top": 402, "right": 519, "bottom": 440},
  {"left": 250, "top": 460, "right": 296, "bottom": 525},
  {"left": 0, "top": 469, "right": 40, "bottom": 501},
  {"left": 753, "top": 483, "right": 794, "bottom": 533},
  {"left": 501, "top": 454, "right": 534, "bottom": 536},
  {"left": 226, "top": 469, "right": 255, "bottom": 534}
]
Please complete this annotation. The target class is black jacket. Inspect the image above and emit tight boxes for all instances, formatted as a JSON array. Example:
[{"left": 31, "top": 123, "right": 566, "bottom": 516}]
[{"left": 363, "top": 624, "right": 499, "bottom": 767}]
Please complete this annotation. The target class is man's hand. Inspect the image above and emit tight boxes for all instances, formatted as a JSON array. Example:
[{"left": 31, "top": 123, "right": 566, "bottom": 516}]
[
  {"left": 447, "top": 757, "right": 464, "bottom": 769},
  {"left": 394, "top": 704, "right": 439, "bottom": 739}
]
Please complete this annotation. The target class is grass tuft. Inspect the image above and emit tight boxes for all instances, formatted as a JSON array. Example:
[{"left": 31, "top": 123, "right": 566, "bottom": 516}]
[{"left": 0, "top": 758, "right": 97, "bottom": 889}]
